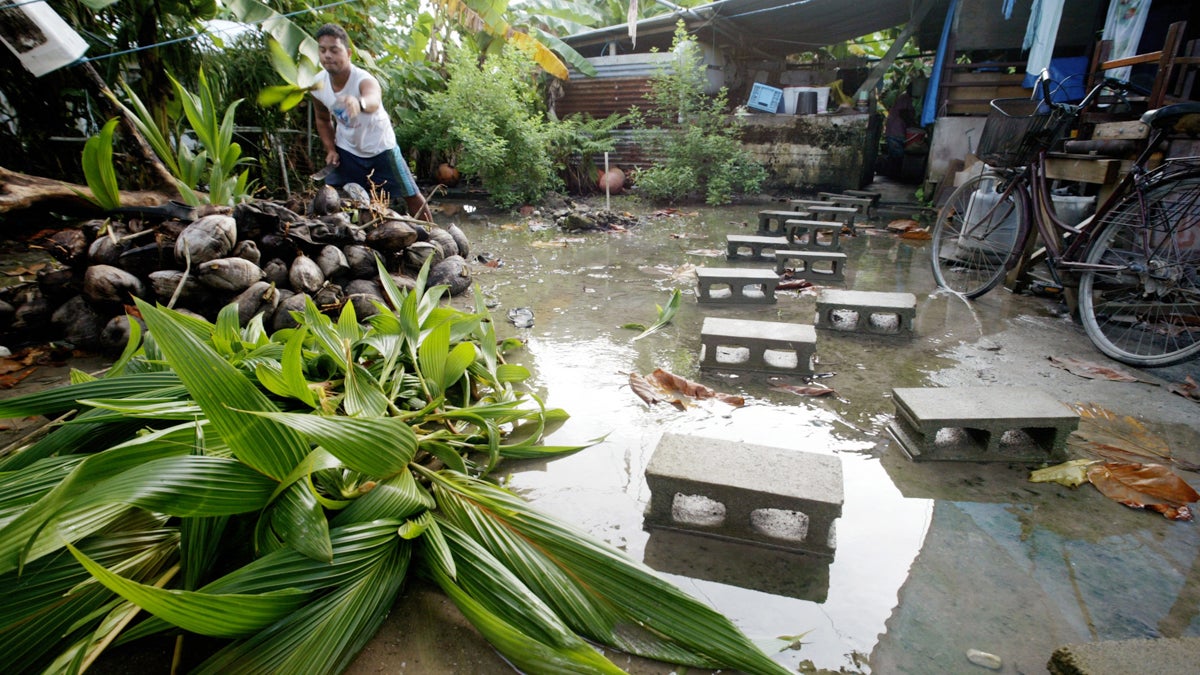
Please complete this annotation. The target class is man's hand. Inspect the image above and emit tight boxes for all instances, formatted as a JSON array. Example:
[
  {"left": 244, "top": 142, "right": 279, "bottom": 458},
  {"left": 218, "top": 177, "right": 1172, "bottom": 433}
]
[{"left": 326, "top": 149, "right": 340, "bottom": 166}]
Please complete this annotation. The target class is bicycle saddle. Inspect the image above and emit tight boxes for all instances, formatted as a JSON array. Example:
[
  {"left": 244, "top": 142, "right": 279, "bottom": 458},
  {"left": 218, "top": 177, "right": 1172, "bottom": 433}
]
[{"left": 1140, "top": 102, "right": 1200, "bottom": 135}]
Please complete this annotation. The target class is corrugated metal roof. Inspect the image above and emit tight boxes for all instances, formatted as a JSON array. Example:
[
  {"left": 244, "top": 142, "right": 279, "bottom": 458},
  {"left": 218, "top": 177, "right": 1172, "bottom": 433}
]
[{"left": 564, "top": 0, "right": 954, "bottom": 59}]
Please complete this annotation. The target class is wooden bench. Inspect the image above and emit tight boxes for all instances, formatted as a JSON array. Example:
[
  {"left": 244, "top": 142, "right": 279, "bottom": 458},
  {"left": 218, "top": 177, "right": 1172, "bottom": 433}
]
[{"left": 696, "top": 267, "right": 779, "bottom": 304}]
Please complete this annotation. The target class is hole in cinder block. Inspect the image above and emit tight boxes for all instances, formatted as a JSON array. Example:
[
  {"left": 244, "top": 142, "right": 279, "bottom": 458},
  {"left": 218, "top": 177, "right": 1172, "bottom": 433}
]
[
  {"left": 763, "top": 349, "right": 799, "bottom": 369},
  {"left": 829, "top": 308, "right": 859, "bottom": 330},
  {"left": 869, "top": 312, "right": 901, "bottom": 333},
  {"left": 714, "top": 345, "right": 750, "bottom": 365},
  {"left": 750, "top": 508, "right": 809, "bottom": 542},
  {"left": 826, "top": 519, "right": 838, "bottom": 549},
  {"left": 741, "top": 284, "right": 768, "bottom": 299},
  {"left": 707, "top": 284, "right": 733, "bottom": 299},
  {"left": 672, "top": 493, "right": 726, "bottom": 526},
  {"left": 999, "top": 427, "right": 1055, "bottom": 454},
  {"left": 934, "top": 426, "right": 990, "bottom": 451}
]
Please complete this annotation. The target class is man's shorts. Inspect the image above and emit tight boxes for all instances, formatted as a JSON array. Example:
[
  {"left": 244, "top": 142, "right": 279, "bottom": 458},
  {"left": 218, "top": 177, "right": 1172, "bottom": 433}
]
[{"left": 326, "top": 146, "right": 419, "bottom": 201}]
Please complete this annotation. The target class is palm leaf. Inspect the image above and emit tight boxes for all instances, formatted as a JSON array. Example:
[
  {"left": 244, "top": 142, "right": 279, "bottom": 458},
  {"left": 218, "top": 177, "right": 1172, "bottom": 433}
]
[
  {"left": 247, "top": 412, "right": 418, "bottom": 478},
  {"left": 0, "top": 371, "right": 182, "bottom": 418},
  {"left": 424, "top": 521, "right": 627, "bottom": 674},
  {"left": 67, "top": 542, "right": 308, "bottom": 638},
  {"left": 193, "top": 539, "right": 410, "bottom": 675},
  {"left": 424, "top": 469, "right": 791, "bottom": 674},
  {"left": 136, "top": 300, "right": 308, "bottom": 481}
]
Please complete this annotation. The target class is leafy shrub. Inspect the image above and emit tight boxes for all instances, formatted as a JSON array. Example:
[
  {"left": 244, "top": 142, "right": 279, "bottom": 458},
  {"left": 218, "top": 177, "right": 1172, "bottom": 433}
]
[
  {"left": 415, "top": 45, "right": 560, "bottom": 209},
  {"left": 630, "top": 23, "right": 766, "bottom": 205},
  {"left": 545, "top": 112, "right": 625, "bottom": 193}
]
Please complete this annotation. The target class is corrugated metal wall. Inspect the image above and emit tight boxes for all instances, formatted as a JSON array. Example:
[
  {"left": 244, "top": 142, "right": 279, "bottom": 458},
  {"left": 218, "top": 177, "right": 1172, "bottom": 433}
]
[{"left": 557, "top": 54, "right": 677, "bottom": 168}]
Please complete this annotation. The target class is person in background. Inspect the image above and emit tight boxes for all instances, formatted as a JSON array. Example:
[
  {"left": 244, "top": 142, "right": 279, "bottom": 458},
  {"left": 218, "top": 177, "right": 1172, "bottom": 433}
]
[
  {"left": 310, "top": 23, "right": 431, "bottom": 220},
  {"left": 883, "top": 85, "right": 916, "bottom": 176}
]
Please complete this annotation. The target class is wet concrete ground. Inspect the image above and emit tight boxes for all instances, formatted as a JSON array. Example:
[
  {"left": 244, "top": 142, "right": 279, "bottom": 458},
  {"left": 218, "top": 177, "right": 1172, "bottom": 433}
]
[
  {"left": 348, "top": 183, "right": 1200, "bottom": 674},
  {"left": 3, "top": 179, "right": 1198, "bottom": 674}
]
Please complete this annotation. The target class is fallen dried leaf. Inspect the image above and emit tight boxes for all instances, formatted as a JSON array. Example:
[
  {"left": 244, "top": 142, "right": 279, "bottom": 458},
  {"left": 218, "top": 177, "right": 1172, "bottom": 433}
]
[
  {"left": 684, "top": 249, "right": 724, "bottom": 258},
  {"left": 777, "top": 279, "right": 815, "bottom": 291},
  {"left": 0, "top": 367, "right": 36, "bottom": 389},
  {"left": 531, "top": 240, "right": 568, "bottom": 248},
  {"left": 1048, "top": 356, "right": 1150, "bottom": 383},
  {"left": 771, "top": 384, "right": 837, "bottom": 397},
  {"left": 1166, "top": 375, "right": 1200, "bottom": 402},
  {"left": 1029, "top": 459, "right": 1098, "bottom": 487},
  {"left": 887, "top": 219, "right": 920, "bottom": 232},
  {"left": 629, "top": 368, "right": 745, "bottom": 409},
  {"left": 900, "top": 228, "right": 932, "bottom": 240},
  {"left": 1067, "top": 402, "right": 1198, "bottom": 471},
  {"left": 1086, "top": 462, "right": 1200, "bottom": 520},
  {"left": 500, "top": 223, "right": 524, "bottom": 231}
]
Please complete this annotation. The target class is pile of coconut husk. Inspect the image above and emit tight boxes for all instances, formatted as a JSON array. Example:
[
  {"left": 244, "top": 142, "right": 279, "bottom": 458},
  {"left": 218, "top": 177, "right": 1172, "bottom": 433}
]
[
  {"left": 552, "top": 201, "right": 643, "bottom": 232},
  {"left": 0, "top": 185, "right": 472, "bottom": 352}
]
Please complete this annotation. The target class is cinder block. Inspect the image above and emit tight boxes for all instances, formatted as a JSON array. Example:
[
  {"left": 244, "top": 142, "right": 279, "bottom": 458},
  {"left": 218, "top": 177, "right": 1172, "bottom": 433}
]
[
  {"left": 699, "top": 316, "right": 816, "bottom": 374},
  {"left": 816, "top": 289, "right": 916, "bottom": 336},
  {"left": 774, "top": 250, "right": 848, "bottom": 282},
  {"left": 726, "top": 234, "right": 789, "bottom": 262},
  {"left": 758, "top": 209, "right": 811, "bottom": 236},
  {"left": 785, "top": 219, "right": 842, "bottom": 251},
  {"left": 645, "top": 433, "right": 843, "bottom": 555},
  {"left": 888, "top": 386, "right": 1079, "bottom": 462},
  {"left": 696, "top": 267, "right": 779, "bottom": 304}
]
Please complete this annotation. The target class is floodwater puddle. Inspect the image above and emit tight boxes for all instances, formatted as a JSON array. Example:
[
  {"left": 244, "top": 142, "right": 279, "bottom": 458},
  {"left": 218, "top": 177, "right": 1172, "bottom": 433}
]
[{"left": 438, "top": 195, "right": 1200, "bottom": 673}]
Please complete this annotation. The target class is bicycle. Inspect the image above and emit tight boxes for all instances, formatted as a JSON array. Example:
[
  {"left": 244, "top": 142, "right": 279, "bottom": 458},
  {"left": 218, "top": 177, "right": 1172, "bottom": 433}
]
[{"left": 930, "top": 74, "right": 1200, "bottom": 367}]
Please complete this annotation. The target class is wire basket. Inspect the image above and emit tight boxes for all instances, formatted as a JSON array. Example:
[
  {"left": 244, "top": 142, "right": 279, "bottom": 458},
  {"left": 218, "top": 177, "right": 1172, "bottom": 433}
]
[{"left": 976, "top": 98, "right": 1071, "bottom": 168}]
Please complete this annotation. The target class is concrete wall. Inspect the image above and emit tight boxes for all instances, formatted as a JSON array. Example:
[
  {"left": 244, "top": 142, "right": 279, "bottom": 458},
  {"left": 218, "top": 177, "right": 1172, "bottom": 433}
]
[
  {"left": 740, "top": 112, "right": 880, "bottom": 192},
  {"left": 926, "top": 116, "right": 986, "bottom": 184}
]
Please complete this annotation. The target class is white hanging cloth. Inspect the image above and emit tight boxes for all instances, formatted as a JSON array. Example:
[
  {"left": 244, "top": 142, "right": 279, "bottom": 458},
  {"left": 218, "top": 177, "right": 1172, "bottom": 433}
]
[
  {"left": 1024, "top": 0, "right": 1066, "bottom": 82},
  {"left": 1102, "top": 0, "right": 1154, "bottom": 82}
]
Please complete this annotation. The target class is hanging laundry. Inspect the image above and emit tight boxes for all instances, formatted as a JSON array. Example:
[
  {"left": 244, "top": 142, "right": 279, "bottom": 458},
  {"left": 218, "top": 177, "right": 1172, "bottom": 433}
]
[{"left": 1102, "top": 0, "right": 1153, "bottom": 82}]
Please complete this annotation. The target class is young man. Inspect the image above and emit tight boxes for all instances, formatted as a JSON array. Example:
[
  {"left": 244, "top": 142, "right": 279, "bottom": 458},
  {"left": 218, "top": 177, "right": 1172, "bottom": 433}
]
[{"left": 310, "top": 23, "right": 431, "bottom": 220}]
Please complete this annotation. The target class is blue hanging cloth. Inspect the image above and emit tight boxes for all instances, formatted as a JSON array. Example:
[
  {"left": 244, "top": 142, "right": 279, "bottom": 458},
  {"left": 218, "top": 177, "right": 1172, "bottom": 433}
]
[
  {"left": 1002, "top": 0, "right": 1015, "bottom": 19},
  {"left": 921, "top": 0, "right": 959, "bottom": 126}
]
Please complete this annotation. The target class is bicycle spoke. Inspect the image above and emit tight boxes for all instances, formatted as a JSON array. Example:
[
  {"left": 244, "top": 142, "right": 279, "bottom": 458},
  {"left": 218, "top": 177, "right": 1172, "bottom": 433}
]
[
  {"left": 931, "top": 172, "right": 1027, "bottom": 298},
  {"left": 1079, "top": 170, "right": 1200, "bottom": 366}
]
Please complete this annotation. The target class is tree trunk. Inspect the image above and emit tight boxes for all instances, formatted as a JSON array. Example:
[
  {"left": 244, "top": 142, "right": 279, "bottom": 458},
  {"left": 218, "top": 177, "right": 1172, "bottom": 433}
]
[{"left": 0, "top": 166, "right": 175, "bottom": 215}]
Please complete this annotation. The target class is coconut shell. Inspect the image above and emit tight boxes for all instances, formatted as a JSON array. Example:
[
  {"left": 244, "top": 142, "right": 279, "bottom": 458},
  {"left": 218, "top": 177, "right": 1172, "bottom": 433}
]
[
  {"left": 429, "top": 255, "right": 472, "bottom": 296},
  {"left": 366, "top": 220, "right": 418, "bottom": 253},
  {"left": 197, "top": 257, "right": 266, "bottom": 293},
  {"left": 13, "top": 292, "right": 50, "bottom": 331},
  {"left": 233, "top": 281, "right": 279, "bottom": 326},
  {"left": 314, "top": 283, "right": 344, "bottom": 310},
  {"left": 148, "top": 270, "right": 209, "bottom": 303},
  {"left": 312, "top": 185, "right": 341, "bottom": 216},
  {"left": 445, "top": 223, "right": 470, "bottom": 259},
  {"left": 404, "top": 241, "right": 445, "bottom": 271},
  {"left": 346, "top": 291, "right": 385, "bottom": 319},
  {"left": 289, "top": 254, "right": 325, "bottom": 294},
  {"left": 100, "top": 314, "right": 146, "bottom": 353},
  {"left": 316, "top": 245, "right": 349, "bottom": 280},
  {"left": 88, "top": 235, "right": 123, "bottom": 266},
  {"left": 273, "top": 292, "right": 310, "bottom": 331},
  {"left": 52, "top": 295, "right": 103, "bottom": 348},
  {"left": 262, "top": 258, "right": 290, "bottom": 287},
  {"left": 344, "top": 245, "right": 380, "bottom": 278},
  {"left": 41, "top": 229, "right": 89, "bottom": 266},
  {"left": 83, "top": 264, "right": 146, "bottom": 304},
  {"left": 342, "top": 182, "right": 372, "bottom": 208},
  {"left": 233, "top": 240, "right": 262, "bottom": 265},
  {"left": 175, "top": 215, "right": 237, "bottom": 265},
  {"left": 427, "top": 226, "right": 459, "bottom": 258}
]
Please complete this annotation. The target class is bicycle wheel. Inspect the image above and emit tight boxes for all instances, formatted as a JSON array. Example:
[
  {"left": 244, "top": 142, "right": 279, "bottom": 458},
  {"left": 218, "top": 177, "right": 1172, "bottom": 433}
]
[
  {"left": 1078, "top": 169, "right": 1200, "bottom": 367},
  {"left": 931, "top": 171, "right": 1030, "bottom": 298}
]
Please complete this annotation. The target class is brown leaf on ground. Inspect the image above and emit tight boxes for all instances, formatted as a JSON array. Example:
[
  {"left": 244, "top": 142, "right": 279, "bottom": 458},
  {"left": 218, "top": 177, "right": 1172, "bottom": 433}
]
[
  {"left": 1167, "top": 375, "right": 1200, "bottom": 402},
  {"left": 771, "top": 384, "right": 837, "bottom": 397},
  {"left": 900, "top": 228, "right": 932, "bottom": 240},
  {"left": 1086, "top": 462, "right": 1200, "bottom": 521},
  {"left": 684, "top": 249, "right": 725, "bottom": 258},
  {"left": 777, "top": 279, "right": 815, "bottom": 291},
  {"left": 3, "top": 262, "right": 47, "bottom": 276},
  {"left": 630, "top": 368, "right": 745, "bottom": 408},
  {"left": 0, "top": 367, "right": 36, "bottom": 389},
  {"left": 629, "top": 372, "right": 681, "bottom": 410},
  {"left": 887, "top": 219, "right": 920, "bottom": 232},
  {"left": 1048, "top": 356, "right": 1150, "bottom": 383},
  {"left": 1065, "top": 402, "right": 1200, "bottom": 471}
]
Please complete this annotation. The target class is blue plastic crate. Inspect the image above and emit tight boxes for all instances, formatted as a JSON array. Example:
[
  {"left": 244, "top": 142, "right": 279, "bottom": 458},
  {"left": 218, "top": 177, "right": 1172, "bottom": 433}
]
[{"left": 747, "top": 83, "right": 782, "bottom": 113}]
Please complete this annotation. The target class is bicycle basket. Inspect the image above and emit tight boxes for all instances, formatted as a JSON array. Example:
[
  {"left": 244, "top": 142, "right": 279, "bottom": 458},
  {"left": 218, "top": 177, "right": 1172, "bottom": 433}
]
[{"left": 975, "top": 98, "right": 1071, "bottom": 168}]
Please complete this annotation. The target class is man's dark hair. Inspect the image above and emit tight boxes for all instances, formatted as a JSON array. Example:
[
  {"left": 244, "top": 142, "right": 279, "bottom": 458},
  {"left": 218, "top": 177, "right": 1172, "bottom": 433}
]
[{"left": 316, "top": 23, "right": 350, "bottom": 48}]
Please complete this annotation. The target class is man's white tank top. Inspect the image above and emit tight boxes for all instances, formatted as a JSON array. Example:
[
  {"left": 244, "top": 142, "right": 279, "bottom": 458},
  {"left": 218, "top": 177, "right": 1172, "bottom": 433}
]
[{"left": 313, "top": 65, "right": 395, "bottom": 157}]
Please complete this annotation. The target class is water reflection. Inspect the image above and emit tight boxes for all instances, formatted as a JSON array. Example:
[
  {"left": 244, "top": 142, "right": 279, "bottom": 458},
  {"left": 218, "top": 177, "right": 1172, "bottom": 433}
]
[{"left": 452, "top": 199, "right": 1199, "bottom": 672}]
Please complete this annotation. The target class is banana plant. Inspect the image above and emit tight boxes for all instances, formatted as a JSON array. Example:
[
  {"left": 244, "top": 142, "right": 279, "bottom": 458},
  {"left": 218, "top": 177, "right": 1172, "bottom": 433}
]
[{"left": 0, "top": 263, "right": 792, "bottom": 674}]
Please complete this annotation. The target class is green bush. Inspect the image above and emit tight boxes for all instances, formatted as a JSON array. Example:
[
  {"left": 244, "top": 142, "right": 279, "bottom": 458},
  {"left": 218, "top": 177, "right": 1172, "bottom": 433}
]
[
  {"left": 415, "top": 45, "right": 560, "bottom": 209},
  {"left": 630, "top": 23, "right": 766, "bottom": 205}
]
